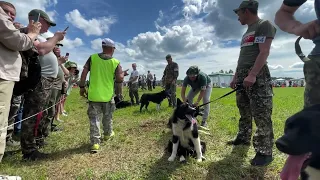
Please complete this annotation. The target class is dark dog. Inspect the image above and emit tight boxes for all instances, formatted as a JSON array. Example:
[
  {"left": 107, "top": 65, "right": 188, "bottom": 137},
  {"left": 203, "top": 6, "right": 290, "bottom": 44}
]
[
  {"left": 114, "top": 96, "right": 132, "bottom": 109},
  {"left": 276, "top": 104, "right": 320, "bottom": 180},
  {"left": 166, "top": 139, "right": 206, "bottom": 162},
  {"left": 168, "top": 98, "right": 205, "bottom": 162},
  {"left": 139, "top": 90, "right": 170, "bottom": 112}
]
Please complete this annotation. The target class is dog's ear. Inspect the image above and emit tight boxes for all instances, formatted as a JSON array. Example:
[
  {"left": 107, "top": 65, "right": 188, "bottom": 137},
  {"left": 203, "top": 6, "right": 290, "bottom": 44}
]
[{"left": 177, "top": 98, "right": 182, "bottom": 106}]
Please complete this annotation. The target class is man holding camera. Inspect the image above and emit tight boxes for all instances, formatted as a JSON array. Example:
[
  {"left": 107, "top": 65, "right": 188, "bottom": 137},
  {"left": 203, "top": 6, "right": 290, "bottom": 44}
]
[{"left": 20, "top": 9, "right": 66, "bottom": 161}]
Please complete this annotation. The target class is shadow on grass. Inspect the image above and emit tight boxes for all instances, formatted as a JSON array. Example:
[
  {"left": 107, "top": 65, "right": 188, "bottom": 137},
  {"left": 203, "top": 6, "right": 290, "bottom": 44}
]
[
  {"left": 48, "top": 143, "right": 91, "bottom": 160},
  {"left": 3, "top": 143, "right": 90, "bottom": 165},
  {"left": 206, "top": 145, "right": 267, "bottom": 180},
  {"left": 144, "top": 128, "right": 185, "bottom": 180}
]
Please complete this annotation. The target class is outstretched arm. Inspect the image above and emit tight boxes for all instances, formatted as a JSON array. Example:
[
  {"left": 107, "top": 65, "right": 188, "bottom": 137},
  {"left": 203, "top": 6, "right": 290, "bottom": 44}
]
[{"left": 274, "top": 1, "right": 306, "bottom": 34}]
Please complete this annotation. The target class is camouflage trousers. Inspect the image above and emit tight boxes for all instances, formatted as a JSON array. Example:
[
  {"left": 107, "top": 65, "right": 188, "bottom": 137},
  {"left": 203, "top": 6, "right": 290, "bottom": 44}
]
[
  {"left": 235, "top": 65, "right": 274, "bottom": 155},
  {"left": 20, "top": 76, "right": 53, "bottom": 155},
  {"left": 165, "top": 83, "right": 177, "bottom": 107},
  {"left": 88, "top": 100, "right": 115, "bottom": 145},
  {"left": 7, "top": 95, "right": 23, "bottom": 140},
  {"left": 129, "top": 83, "right": 139, "bottom": 104},
  {"left": 303, "top": 55, "right": 320, "bottom": 108},
  {"left": 41, "top": 88, "right": 61, "bottom": 138}
]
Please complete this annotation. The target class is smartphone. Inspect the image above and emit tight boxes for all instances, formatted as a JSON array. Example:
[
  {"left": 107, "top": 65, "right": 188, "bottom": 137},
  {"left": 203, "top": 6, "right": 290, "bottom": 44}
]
[
  {"left": 64, "top": 26, "right": 69, "bottom": 32},
  {"left": 66, "top": 52, "right": 69, "bottom": 56},
  {"left": 31, "top": 13, "right": 40, "bottom": 22}
]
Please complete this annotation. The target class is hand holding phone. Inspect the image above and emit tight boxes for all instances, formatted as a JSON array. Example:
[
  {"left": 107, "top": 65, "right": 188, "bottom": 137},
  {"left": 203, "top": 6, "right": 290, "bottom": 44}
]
[
  {"left": 31, "top": 13, "right": 40, "bottom": 23},
  {"left": 64, "top": 26, "right": 69, "bottom": 32}
]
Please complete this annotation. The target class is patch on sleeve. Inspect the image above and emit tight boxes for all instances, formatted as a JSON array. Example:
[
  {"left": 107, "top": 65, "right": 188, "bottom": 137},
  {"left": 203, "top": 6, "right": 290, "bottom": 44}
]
[{"left": 254, "top": 36, "right": 266, "bottom": 43}]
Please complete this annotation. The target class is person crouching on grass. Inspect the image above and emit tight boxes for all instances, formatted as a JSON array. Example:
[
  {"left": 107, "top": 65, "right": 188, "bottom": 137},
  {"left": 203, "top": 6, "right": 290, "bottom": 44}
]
[{"left": 79, "top": 38, "right": 125, "bottom": 153}]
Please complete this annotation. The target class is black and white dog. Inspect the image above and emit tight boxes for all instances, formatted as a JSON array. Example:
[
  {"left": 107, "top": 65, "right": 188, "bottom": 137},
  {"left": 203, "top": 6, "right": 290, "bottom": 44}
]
[
  {"left": 167, "top": 98, "right": 205, "bottom": 162},
  {"left": 139, "top": 90, "right": 171, "bottom": 112},
  {"left": 276, "top": 104, "right": 320, "bottom": 180}
]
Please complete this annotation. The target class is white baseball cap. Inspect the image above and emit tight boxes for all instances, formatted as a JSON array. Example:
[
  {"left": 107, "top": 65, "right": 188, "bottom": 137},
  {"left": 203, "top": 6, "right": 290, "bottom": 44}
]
[{"left": 102, "top": 38, "right": 116, "bottom": 48}]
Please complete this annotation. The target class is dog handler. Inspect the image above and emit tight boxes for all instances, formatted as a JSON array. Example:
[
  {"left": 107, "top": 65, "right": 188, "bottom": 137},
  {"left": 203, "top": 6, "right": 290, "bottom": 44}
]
[
  {"left": 229, "top": 0, "right": 276, "bottom": 166},
  {"left": 181, "top": 66, "right": 212, "bottom": 127},
  {"left": 274, "top": 0, "right": 320, "bottom": 179},
  {"left": 79, "top": 38, "right": 125, "bottom": 153}
]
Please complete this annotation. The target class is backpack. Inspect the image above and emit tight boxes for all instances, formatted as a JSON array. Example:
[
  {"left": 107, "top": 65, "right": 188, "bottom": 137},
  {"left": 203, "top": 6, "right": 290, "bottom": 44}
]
[{"left": 12, "top": 28, "right": 41, "bottom": 96}]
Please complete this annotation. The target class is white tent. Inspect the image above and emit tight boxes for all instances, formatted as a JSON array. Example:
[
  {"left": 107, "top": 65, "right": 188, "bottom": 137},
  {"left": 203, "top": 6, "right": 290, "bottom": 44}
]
[{"left": 208, "top": 73, "right": 235, "bottom": 88}]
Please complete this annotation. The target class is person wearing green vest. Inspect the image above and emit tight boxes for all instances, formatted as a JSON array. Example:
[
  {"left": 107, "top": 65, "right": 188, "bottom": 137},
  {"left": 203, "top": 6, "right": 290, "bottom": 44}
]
[{"left": 79, "top": 38, "right": 125, "bottom": 153}]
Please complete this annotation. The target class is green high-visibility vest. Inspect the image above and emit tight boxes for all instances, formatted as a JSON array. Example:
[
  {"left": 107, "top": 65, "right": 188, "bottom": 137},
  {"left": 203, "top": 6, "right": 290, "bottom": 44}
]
[{"left": 88, "top": 54, "right": 119, "bottom": 102}]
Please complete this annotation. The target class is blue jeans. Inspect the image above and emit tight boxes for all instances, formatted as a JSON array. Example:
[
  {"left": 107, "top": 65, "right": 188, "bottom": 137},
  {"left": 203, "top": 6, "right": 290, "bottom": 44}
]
[
  {"left": 14, "top": 103, "right": 23, "bottom": 134},
  {"left": 187, "top": 82, "right": 213, "bottom": 122}
]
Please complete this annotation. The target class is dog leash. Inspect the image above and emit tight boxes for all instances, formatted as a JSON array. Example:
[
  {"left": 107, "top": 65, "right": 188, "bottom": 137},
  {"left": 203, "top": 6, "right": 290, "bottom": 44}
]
[
  {"left": 197, "top": 83, "right": 243, "bottom": 108},
  {"left": 295, "top": 36, "right": 311, "bottom": 62}
]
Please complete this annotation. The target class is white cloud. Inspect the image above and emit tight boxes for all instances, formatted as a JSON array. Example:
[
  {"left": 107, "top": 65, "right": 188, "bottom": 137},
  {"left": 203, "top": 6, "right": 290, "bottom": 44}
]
[
  {"left": 65, "top": 9, "right": 116, "bottom": 36},
  {"left": 10, "top": 0, "right": 58, "bottom": 24},
  {"left": 91, "top": 38, "right": 102, "bottom": 50},
  {"left": 62, "top": 38, "right": 84, "bottom": 49},
  {"left": 42, "top": 31, "right": 84, "bottom": 49},
  {"left": 289, "top": 62, "right": 304, "bottom": 69},
  {"left": 268, "top": 64, "right": 284, "bottom": 70}
]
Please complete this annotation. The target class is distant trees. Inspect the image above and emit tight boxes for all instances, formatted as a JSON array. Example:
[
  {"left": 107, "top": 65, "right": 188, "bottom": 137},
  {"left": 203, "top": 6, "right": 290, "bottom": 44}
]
[{"left": 214, "top": 69, "right": 234, "bottom": 74}]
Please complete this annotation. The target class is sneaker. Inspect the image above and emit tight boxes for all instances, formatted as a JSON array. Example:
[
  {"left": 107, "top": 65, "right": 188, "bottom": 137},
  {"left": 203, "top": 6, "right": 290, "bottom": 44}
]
[
  {"left": 62, "top": 111, "right": 68, "bottom": 117},
  {"left": 91, "top": 144, "right": 100, "bottom": 153},
  {"left": 103, "top": 131, "right": 115, "bottom": 141},
  {"left": 22, "top": 150, "right": 49, "bottom": 161},
  {"left": 0, "top": 175, "right": 22, "bottom": 180},
  {"left": 6, "top": 139, "right": 20, "bottom": 147},
  {"left": 51, "top": 126, "right": 62, "bottom": 132},
  {"left": 36, "top": 140, "right": 47, "bottom": 149},
  {"left": 200, "top": 121, "right": 208, "bottom": 128},
  {"left": 250, "top": 152, "right": 273, "bottom": 166},
  {"left": 56, "top": 119, "right": 64, "bottom": 123}
]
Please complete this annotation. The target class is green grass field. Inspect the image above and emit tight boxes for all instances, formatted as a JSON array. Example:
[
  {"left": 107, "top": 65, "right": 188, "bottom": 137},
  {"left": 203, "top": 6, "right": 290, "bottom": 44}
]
[{"left": 0, "top": 87, "right": 305, "bottom": 180}]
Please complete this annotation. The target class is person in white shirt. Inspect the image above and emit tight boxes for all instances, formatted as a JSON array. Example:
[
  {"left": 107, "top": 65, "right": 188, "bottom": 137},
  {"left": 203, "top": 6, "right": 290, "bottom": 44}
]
[{"left": 128, "top": 63, "right": 140, "bottom": 105}]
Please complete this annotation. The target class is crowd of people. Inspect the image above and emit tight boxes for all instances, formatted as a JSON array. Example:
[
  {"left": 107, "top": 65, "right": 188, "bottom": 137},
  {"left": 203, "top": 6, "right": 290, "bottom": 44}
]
[
  {"left": 0, "top": 0, "right": 319, "bottom": 179},
  {"left": 0, "top": 1, "right": 80, "bottom": 165}
]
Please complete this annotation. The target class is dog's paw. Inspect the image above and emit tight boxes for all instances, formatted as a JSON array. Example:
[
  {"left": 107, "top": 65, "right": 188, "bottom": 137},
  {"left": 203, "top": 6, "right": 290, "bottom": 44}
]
[
  {"left": 196, "top": 158, "right": 203, "bottom": 162},
  {"left": 179, "top": 156, "right": 186, "bottom": 162},
  {"left": 168, "top": 156, "right": 175, "bottom": 162},
  {"left": 201, "top": 156, "right": 206, "bottom": 161}
]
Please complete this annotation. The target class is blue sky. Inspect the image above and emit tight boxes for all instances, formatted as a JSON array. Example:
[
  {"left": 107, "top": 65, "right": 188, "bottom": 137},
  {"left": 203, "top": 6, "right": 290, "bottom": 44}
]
[
  {"left": 48, "top": 0, "right": 184, "bottom": 44},
  {"left": 12, "top": 0, "right": 316, "bottom": 80}
]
